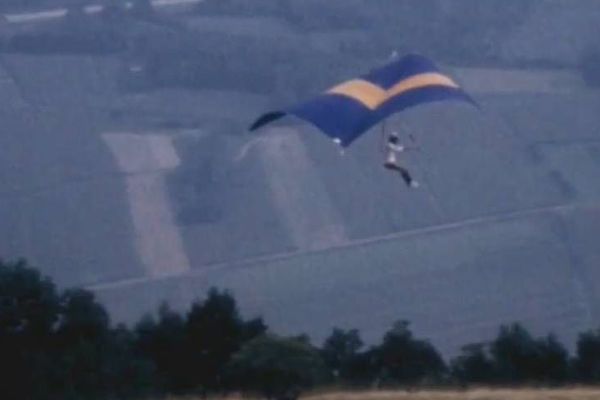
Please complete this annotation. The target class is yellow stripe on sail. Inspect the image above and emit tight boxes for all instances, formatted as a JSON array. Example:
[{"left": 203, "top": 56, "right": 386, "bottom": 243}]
[
  {"left": 387, "top": 73, "right": 459, "bottom": 99},
  {"left": 327, "top": 79, "right": 388, "bottom": 110},
  {"left": 326, "top": 73, "right": 460, "bottom": 110}
]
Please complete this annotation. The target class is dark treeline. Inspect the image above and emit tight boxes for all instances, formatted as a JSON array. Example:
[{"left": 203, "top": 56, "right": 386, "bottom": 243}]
[{"left": 3, "top": 259, "right": 600, "bottom": 400}]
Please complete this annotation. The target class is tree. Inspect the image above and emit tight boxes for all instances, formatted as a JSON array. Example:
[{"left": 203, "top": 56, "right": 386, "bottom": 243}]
[
  {"left": 0, "top": 259, "right": 60, "bottom": 338},
  {"left": 0, "top": 259, "right": 156, "bottom": 400},
  {"left": 54, "top": 288, "right": 154, "bottom": 400},
  {"left": 98, "top": 325, "right": 155, "bottom": 400},
  {"left": 491, "top": 323, "right": 538, "bottom": 383},
  {"left": 53, "top": 288, "right": 111, "bottom": 399},
  {"left": 490, "top": 323, "right": 569, "bottom": 384},
  {"left": 134, "top": 303, "right": 189, "bottom": 394},
  {"left": 373, "top": 321, "right": 446, "bottom": 387},
  {"left": 227, "top": 334, "right": 327, "bottom": 400},
  {"left": 534, "top": 334, "right": 569, "bottom": 384},
  {"left": 321, "top": 328, "right": 364, "bottom": 383},
  {"left": 0, "top": 259, "right": 61, "bottom": 400},
  {"left": 57, "top": 289, "right": 110, "bottom": 342},
  {"left": 450, "top": 343, "right": 496, "bottom": 385},
  {"left": 574, "top": 329, "right": 600, "bottom": 382},
  {"left": 184, "top": 288, "right": 266, "bottom": 393}
]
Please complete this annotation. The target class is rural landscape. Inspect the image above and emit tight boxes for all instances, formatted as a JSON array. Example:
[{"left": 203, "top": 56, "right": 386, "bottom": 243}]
[
  {"left": 4, "top": 259, "right": 600, "bottom": 400},
  {"left": 1, "top": 0, "right": 600, "bottom": 399}
]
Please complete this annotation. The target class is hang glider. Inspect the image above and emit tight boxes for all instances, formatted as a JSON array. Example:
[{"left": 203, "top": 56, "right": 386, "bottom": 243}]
[{"left": 249, "top": 53, "right": 477, "bottom": 147}]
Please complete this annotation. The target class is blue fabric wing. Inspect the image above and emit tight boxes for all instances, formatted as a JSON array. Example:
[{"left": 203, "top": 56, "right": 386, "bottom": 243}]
[{"left": 249, "top": 54, "right": 477, "bottom": 147}]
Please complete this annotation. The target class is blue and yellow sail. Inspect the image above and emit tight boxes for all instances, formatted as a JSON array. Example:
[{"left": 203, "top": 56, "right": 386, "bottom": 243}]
[{"left": 250, "top": 54, "right": 476, "bottom": 147}]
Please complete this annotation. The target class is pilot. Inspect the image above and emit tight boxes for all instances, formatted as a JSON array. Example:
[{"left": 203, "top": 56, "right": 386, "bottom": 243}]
[{"left": 384, "top": 132, "right": 419, "bottom": 188}]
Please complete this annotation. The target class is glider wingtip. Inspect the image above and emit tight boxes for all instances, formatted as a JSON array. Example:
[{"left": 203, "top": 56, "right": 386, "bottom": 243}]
[
  {"left": 248, "top": 120, "right": 263, "bottom": 131},
  {"left": 248, "top": 111, "right": 287, "bottom": 131}
]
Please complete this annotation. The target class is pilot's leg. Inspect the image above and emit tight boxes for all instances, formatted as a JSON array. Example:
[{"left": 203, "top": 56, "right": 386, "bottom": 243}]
[
  {"left": 398, "top": 167, "right": 419, "bottom": 188},
  {"left": 383, "top": 157, "right": 419, "bottom": 188}
]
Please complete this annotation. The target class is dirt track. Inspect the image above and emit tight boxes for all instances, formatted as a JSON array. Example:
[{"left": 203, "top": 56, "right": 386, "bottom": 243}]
[{"left": 102, "top": 133, "right": 190, "bottom": 277}]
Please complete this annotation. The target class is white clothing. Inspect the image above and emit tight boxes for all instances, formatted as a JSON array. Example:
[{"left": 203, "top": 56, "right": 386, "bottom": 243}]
[{"left": 386, "top": 139, "right": 405, "bottom": 166}]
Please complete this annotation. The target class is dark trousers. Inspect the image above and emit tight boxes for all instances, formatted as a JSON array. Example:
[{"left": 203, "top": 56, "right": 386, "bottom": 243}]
[{"left": 384, "top": 163, "right": 414, "bottom": 187}]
